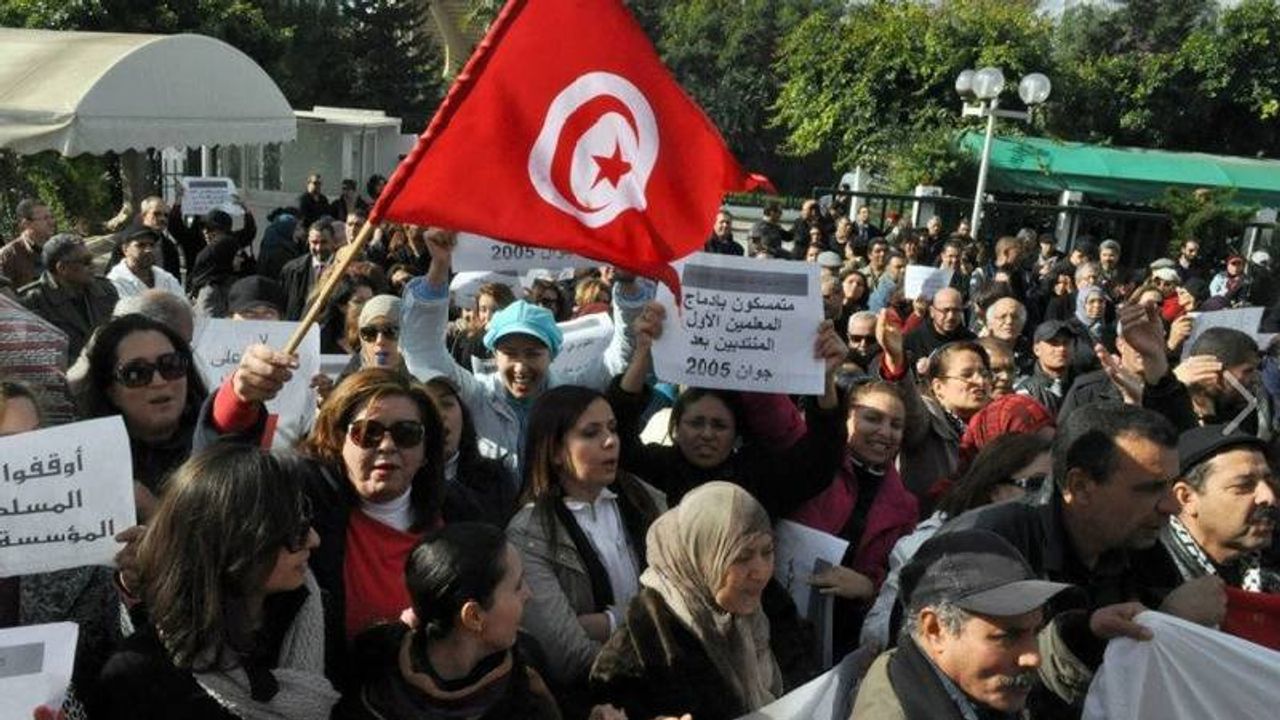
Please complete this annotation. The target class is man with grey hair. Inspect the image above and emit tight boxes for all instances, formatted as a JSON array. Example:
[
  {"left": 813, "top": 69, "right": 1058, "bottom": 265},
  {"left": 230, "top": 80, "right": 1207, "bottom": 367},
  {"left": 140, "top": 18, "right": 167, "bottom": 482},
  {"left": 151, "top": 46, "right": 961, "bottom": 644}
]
[
  {"left": 114, "top": 288, "right": 195, "bottom": 344},
  {"left": 20, "top": 233, "right": 118, "bottom": 359},
  {"left": 846, "top": 310, "right": 879, "bottom": 369},
  {"left": 0, "top": 197, "right": 56, "bottom": 287},
  {"left": 852, "top": 529, "right": 1078, "bottom": 718},
  {"left": 983, "top": 296, "right": 1032, "bottom": 375}
]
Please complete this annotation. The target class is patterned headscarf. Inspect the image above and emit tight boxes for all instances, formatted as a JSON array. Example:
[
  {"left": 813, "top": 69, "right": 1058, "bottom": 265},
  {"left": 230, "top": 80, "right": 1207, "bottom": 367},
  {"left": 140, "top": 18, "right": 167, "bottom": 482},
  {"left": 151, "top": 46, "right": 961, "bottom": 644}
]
[{"left": 959, "top": 394, "right": 1055, "bottom": 469}]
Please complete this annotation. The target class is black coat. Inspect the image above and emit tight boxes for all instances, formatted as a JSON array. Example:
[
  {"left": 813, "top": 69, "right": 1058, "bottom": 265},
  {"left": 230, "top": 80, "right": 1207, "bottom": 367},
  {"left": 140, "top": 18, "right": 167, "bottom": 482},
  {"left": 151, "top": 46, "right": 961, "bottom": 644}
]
[
  {"left": 589, "top": 585, "right": 816, "bottom": 720},
  {"left": 607, "top": 378, "right": 845, "bottom": 518},
  {"left": 280, "top": 253, "right": 318, "bottom": 321}
]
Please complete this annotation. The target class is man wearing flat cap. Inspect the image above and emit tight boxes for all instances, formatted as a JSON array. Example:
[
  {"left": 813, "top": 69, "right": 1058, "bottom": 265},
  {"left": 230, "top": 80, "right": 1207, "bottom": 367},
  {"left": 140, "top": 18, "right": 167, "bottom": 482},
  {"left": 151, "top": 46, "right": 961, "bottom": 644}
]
[
  {"left": 1156, "top": 425, "right": 1279, "bottom": 593},
  {"left": 851, "top": 529, "right": 1076, "bottom": 719}
]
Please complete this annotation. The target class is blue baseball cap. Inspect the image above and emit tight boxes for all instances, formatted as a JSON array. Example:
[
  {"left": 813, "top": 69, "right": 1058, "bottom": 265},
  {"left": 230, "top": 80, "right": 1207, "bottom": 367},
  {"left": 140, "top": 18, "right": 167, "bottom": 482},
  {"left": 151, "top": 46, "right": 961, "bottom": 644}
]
[{"left": 483, "top": 300, "right": 564, "bottom": 358}]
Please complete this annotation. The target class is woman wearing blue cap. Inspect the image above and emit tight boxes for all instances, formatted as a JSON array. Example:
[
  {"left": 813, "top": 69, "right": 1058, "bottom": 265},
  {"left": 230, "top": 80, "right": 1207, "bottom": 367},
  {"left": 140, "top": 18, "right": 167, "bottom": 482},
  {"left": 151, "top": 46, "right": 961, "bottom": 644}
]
[{"left": 399, "top": 230, "right": 650, "bottom": 479}]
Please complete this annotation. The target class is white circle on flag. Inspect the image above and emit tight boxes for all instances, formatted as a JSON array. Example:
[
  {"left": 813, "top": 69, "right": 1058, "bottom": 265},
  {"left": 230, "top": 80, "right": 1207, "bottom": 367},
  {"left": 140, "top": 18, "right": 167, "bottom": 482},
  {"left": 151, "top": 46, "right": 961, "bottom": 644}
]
[{"left": 527, "top": 72, "right": 659, "bottom": 229}]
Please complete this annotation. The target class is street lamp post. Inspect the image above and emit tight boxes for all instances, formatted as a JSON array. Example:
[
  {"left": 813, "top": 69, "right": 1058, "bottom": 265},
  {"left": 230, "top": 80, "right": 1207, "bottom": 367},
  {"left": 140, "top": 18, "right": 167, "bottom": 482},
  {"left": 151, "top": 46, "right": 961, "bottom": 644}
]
[{"left": 956, "top": 68, "right": 1051, "bottom": 241}]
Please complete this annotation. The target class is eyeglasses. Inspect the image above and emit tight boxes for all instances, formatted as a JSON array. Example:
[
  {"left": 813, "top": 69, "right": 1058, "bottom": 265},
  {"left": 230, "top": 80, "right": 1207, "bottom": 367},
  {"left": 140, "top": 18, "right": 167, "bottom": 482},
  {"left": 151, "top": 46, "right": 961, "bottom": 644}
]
[
  {"left": 347, "top": 418, "right": 425, "bottom": 449},
  {"left": 359, "top": 325, "right": 399, "bottom": 342},
  {"left": 1009, "top": 473, "right": 1047, "bottom": 493},
  {"left": 114, "top": 352, "right": 189, "bottom": 388},
  {"left": 848, "top": 334, "right": 874, "bottom": 344},
  {"left": 939, "top": 370, "right": 993, "bottom": 384}
]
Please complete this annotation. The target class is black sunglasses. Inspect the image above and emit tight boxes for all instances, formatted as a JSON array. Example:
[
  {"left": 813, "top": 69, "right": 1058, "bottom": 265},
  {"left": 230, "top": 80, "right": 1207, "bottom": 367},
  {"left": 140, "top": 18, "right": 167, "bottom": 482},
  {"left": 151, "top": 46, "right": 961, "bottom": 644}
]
[
  {"left": 115, "top": 352, "right": 189, "bottom": 388},
  {"left": 347, "top": 419, "right": 425, "bottom": 449},
  {"left": 359, "top": 325, "right": 400, "bottom": 342}
]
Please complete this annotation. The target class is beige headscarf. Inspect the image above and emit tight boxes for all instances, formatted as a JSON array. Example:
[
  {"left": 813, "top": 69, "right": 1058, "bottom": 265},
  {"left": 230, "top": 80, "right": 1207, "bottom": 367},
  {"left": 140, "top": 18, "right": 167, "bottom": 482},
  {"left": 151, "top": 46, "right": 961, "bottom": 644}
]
[{"left": 639, "top": 481, "right": 783, "bottom": 710}]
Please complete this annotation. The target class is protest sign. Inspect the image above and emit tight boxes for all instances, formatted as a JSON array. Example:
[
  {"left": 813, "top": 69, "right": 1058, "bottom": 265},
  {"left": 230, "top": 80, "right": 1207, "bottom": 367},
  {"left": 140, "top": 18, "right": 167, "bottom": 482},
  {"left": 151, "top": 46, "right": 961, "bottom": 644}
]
[
  {"left": 551, "top": 313, "right": 615, "bottom": 378},
  {"left": 0, "top": 417, "right": 133, "bottom": 576},
  {"left": 191, "top": 319, "right": 321, "bottom": 447},
  {"left": 450, "top": 270, "right": 524, "bottom": 311},
  {"left": 320, "top": 353, "right": 350, "bottom": 380},
  {"left": 902, "top": 264, "right": 954, "bottom": 300},
  {"left": 453, "top": 233, "right": 597, "bottom": 273},
  {"left": 652, "top": 253, "right": 823, "bottom": 395},
  {"left": 1181, "top": 306, "right": 1269, "bottom": 359},
  {"left": 180, "top": 177, "right": 236, "bottom": 217},
  {"left": 0, "top": 622, "right": 77, "bottom": 718},
  {"left": 1084, "top": 611, "right": 1280, "bottom": 719},
  {"left": 735, "top": 644, "right": 876, "bottom": 720},
  {"left": 775, "top": 520, "right": 851, "bottom": 667}
]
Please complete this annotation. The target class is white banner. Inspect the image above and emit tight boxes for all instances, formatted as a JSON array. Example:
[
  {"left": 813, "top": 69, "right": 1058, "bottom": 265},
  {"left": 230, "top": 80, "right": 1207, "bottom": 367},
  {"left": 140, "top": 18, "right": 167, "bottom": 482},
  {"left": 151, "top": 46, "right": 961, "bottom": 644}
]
[
  {"left": 902, "top": 264, "right": 953, "bottom": 301},
  {"left": 0, "top": 417, "right": 134, "bottom": 575},
  {"left": 180, "top": 176, "right": 237, "bottom": 217},
  {"left": 1084, "top": 611, "right": 1280, "bottom": 719},
  {"left": 453, "top": 233, "right": 597, "bottom": 272},
  {"left": 736, "top": 645, "right": 876, "bottom": 720},
  {"left": 0, "top": 622, "right": 78, "bottom": 718},
  {"left": 191, "top": 319, "right": 321, "bottom": 447},
  {"left": 652, "top": 253, "right": 823, "bottom": 395},
  {"left": 551, "top": 313, "right": 614, "bottom": 378}
]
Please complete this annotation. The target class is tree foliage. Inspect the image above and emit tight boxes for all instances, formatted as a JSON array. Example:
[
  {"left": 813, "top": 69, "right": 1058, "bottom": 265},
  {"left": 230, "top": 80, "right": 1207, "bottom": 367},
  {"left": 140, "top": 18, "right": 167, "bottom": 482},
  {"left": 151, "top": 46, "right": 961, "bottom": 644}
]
[{"left": 342, "top": 0, "right": 445, "bottom": 133}]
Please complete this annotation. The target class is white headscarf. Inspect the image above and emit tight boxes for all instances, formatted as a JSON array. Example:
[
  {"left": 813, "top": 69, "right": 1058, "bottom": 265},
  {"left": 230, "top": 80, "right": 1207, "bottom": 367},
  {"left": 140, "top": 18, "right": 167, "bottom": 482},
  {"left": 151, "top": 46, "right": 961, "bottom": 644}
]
[{"left": 640, "top": 482, "right": 783, "bottom": 710}]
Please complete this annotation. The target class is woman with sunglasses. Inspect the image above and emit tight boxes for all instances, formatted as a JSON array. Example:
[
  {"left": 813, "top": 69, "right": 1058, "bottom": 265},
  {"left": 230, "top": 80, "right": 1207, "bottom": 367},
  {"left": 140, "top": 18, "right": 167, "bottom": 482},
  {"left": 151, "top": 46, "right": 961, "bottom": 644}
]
[
  {"left": 90, "top": 444, "right": 339, "bottom": 720},
  {"left": 204, "top": 365, "right": 446, "bottom": 646},
  {"left": 859, "top": 432, "right": 1052, "bottom": 650},
  {"left": 77, "top": 313, "right": 208, "bottom": 515},
  {"left": 336, "top": 295, "right": 410, "bottom": 385}
]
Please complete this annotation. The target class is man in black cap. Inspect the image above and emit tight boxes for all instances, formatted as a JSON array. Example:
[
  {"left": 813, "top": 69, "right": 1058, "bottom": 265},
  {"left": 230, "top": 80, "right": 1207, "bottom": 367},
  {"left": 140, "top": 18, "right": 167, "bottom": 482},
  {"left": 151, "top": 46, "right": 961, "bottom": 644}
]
[
  {"left": 226, "top": 276, "right": 287, "bottom": 321},
  {"left": 1154, "top": 426, "right": 1279, "bottom": 593},
  {"left": 852, "top": 529, "right": 1144, "bottom": 719},
  {"left": 1014, "top": 320, "right": 1076, "bottom": 415},
  {"left": 941, "top": 401, "right": 1226, "bottom": 711}
]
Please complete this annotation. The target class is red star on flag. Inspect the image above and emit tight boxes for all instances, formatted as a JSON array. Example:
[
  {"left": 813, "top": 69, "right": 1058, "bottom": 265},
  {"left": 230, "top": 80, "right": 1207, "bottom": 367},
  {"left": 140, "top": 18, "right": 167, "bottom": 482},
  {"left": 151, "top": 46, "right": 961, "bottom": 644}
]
[{"left": 591, "top": 142, "right": 632, "bottom": 189}]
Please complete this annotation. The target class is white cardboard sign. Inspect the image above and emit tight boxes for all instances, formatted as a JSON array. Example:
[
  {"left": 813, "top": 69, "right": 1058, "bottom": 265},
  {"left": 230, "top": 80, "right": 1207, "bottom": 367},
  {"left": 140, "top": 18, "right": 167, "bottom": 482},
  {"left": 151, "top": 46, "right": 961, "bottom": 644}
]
[
  {"left": 652, "top": 253, "right": 824, "bottom": 395},
  {"left": 180, "top": 176, "right": 237, "bottom": 217},
  {"left": 902, "top": 264, "right": 953, "bottom": 301},
  {"left": 0, "top": 622, "right": 78, "bottom": 718},
  {"left": 453, "top": 233, "right": 597, "bottom": 273},
  {"left": 0, "top": 417, "right": 134, "bottom": 575}
]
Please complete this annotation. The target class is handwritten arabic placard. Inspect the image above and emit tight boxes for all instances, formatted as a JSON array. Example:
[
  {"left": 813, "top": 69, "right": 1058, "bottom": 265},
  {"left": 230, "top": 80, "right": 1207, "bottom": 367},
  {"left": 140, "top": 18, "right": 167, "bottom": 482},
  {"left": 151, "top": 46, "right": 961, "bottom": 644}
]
[
  {"left": 191, "top": 319, "right": 321, "bottom": 448},
  {"left": 0, "top": 622, "right": 78, "bottom": 719},
  {"left": 180, "top": 176, "right": 236, "bottom": 217},
  {"left": 902, "top": 264, "right": 954, "bottom": 300},
  {"left": 453, "top": 233, "right": 597, "bottom": 273},
  {"left": 0, "top": 417, "right": 134, "bottom": 576},
  {"left": 551, "top": 313, "right": 614, "bottom": 379},
  {"left": 652, "top": 253, "right": 824, "bottom": 395}
]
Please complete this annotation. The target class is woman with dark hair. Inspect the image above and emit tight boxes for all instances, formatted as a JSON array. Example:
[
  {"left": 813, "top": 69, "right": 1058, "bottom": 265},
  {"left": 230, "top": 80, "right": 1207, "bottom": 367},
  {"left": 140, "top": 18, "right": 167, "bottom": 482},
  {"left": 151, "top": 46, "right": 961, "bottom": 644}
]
[
  {"left": 507, "top": 384, "right": 666, "bottom": 691},
  {"left": 590, "top": 482, "right": 791, "bottom": 720},
  {"left": 311, "top": 273, "right": 376, "bottom": 354},
  {"left": 91, "top": 444, "right": 338, "bottom": 719},
  {"left": 77, "top": 313, "right": 208, "bottom": 509},
  {"left": 336, "top": 522, "right": 561, "bottom": 720},
  {"left": 424, "top": 376, "right": 518, "bottom": 526},
  {"left": 608, "top": 304, "right": 848, "bottom": 516},
  {"left": 859, "top": 432, "right": 1052, "bottom": 649},
  {"left": 875, "top": 311, "right": 992, "bottom": 513},
  {"left": 205, "top": 363, "right": 446, "bottom": 643}
]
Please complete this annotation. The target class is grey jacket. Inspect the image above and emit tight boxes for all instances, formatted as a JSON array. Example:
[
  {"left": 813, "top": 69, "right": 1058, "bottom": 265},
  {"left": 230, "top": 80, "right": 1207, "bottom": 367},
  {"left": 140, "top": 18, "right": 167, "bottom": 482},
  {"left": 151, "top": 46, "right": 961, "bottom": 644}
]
[{"left": 508, "top": 479, "right": 666, "bottom": 685}]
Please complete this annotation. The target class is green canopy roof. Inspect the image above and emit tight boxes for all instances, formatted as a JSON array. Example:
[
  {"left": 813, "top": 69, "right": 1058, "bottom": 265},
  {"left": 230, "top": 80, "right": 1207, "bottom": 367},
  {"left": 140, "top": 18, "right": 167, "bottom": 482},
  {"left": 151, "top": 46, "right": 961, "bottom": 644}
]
[{"left": 958, "top": 132, "right": 1280, "bottom": 208}]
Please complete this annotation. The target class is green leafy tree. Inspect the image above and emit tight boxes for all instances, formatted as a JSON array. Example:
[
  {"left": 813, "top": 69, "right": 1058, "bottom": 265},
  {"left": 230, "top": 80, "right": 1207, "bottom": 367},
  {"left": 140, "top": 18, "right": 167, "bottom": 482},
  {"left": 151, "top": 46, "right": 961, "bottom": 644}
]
[
  {"left": 773, "top": 0, "right": 1054, "bottom": 190},
  {"left": 1157, "top": 187, "right": 1257, "bottom": 253},
  {"left": 344, "top": 0, "right": 445, "bottom": 133}
]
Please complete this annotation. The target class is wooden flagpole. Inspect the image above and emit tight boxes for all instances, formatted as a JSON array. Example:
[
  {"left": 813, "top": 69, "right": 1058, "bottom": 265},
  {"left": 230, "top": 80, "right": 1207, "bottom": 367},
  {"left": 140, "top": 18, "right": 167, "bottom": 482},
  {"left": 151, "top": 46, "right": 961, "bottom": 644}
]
[{"left": 282, "top": 219, "right": 380, "bottom": 356}]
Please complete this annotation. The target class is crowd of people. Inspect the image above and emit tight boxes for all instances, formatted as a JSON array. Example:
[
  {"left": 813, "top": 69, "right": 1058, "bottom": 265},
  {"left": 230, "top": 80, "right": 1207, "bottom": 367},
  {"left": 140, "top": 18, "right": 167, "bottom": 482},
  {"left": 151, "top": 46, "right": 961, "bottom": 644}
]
[{"left": 0, "top": 175, "right": 1277, "bottom": 720}]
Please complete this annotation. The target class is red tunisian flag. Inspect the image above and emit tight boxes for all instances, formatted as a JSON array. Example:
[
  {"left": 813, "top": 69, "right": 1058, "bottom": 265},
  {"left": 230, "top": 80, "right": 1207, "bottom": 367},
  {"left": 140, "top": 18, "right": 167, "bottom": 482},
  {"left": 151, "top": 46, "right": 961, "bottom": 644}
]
[{"left": 368, "top": 0, "right": 772, "bottom": 292}]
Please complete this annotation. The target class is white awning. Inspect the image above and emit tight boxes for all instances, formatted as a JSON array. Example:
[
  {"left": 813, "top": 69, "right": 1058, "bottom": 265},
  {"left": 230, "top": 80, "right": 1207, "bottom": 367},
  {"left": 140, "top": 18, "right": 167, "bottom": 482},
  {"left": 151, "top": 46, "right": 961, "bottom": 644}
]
[{"left": 0, "top": 28, "right": 296, "bottom": 156}]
